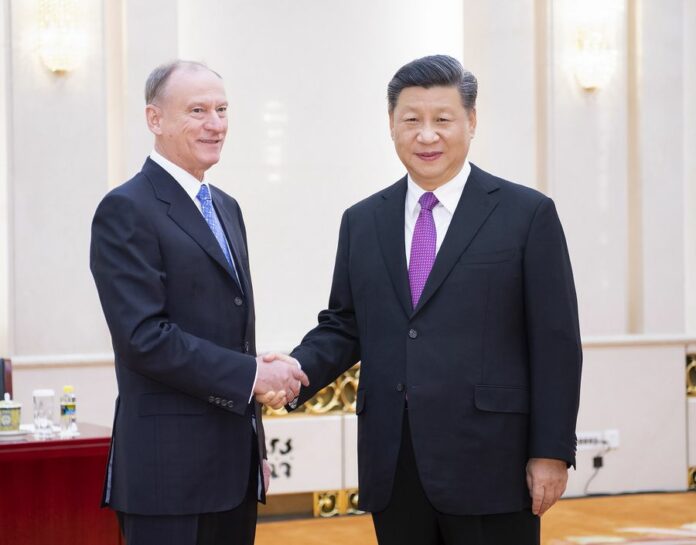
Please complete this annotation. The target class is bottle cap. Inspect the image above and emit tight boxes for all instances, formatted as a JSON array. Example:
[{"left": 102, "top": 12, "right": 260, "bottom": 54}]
[{"left": 63, "top": 385, "right": 74, "bottom": 394}]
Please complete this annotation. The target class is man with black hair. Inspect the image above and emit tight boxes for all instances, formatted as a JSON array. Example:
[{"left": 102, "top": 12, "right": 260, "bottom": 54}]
[{"left": 267, "top": 54, "right": 581, "bottom": 545}]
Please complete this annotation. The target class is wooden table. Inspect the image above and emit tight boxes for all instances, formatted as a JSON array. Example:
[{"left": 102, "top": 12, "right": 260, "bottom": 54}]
[{"left": 0, "top": 423, "right": 121, "bottom": 545}]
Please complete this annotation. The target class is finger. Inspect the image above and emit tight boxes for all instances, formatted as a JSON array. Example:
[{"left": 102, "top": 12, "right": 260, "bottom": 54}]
[
  {"left": 257, "top": 391, "right": 276, "bottom": 403},
  {"left": 273, "top": 353, "right": 297, "bottom": 364},
  {"left": 270, "top": 390, "right": 287, "bottom": 408},
  {"left": 262, "top": 352, "right": 279, "bottom": 363},
  {"left": 539, "top": 490, "right": 557, "bottom": 517},
  {"left": 292, "top": 368, "right": 310, "bottom": 387},
  {"left": 531, "top": 484, "right": 544, "bottom": 516},
  {"left": 270, "top": 397, "right": 288, "bottom": 410}
]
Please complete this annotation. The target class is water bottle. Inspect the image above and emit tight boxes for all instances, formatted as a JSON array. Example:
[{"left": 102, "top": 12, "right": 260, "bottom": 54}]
[{"left": 60, "top": 385, "right": 78, "bottom": 436}]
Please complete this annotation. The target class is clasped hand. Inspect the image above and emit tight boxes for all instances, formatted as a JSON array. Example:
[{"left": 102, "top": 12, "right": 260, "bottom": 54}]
[{"left": 254, "top": 353, "right": 308, "bottom": 409}]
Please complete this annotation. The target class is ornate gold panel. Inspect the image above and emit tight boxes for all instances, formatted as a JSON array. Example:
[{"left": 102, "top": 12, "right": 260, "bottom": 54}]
[
  {"left": 313, "top": 489, "right": 363, "bottom": 517},
  {"left": 313, "top": 490, "right": 341, "bottom": 518},
  {"left": 344, "top": 488, "right": 363, "bottom": 515},
  {"left": 263, "top": 363, "right": 360, "bottom": 416},
  {"left": 688, "top": 467, "right": 696, "bottom": 490},
  {"left": 687, "top": 355, "right": 696, "bottom": 396}
]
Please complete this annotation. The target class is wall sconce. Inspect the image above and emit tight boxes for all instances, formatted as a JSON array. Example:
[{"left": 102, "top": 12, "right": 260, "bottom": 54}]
[
  {"left": 573, "top": 25, "right": 618, "bottom": 91},
  {"left": 569, "top": 1, "right": 620, "bottom": 92},
  {"left": 38, "top": 0, "right": 85, "bottom": 74}
]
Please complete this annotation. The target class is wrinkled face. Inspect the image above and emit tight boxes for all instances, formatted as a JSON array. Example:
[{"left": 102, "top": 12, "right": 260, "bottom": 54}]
[
  {"left": 389, "top": 85, "right": 476, "bottom": 190},
  {"left": 146, "top": 68, "right": 228, "bottom": 180}
]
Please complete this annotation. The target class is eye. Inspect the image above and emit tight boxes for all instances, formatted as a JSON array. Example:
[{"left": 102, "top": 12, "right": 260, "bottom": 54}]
[
  {"left": 437, "top": 117, "right": 452, "bottom": 123},
  {"left": 403, "top": 117, "right": 418, "bottom": 123},
  {"left": 217, "top": 106, "right": 228, "bottom": 115},
  {"left": 192, "top": 107, "right": 204, "bottom": 114}
]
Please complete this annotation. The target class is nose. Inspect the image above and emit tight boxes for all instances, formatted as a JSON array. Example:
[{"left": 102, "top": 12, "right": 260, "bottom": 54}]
[
  {"left": 204, "top": 112, "right": 226, "bottom": 132},
  {"left": 417, "top": 124, "right": 439, "bottom": 144}
]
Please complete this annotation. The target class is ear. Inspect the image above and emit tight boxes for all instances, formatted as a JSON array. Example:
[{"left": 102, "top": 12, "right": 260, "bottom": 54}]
[
  {"left": 146, "top": 104, "right": 163, "bottom": 135},
  {"left": 468, "top": 108, "right": 477, "bottom": 137}
]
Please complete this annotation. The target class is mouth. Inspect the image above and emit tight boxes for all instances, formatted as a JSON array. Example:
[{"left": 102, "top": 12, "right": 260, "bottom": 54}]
[
  {"left": 198, "top": 138, "right": 222, "bottom": 145},
  {"left": 415, "top": 151, "right": 442, "bottom": 162}
]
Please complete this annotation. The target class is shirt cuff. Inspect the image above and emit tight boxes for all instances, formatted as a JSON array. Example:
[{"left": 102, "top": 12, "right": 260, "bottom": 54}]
[{"left": 248, "top": 358, "right": 259, "bottom": 404}]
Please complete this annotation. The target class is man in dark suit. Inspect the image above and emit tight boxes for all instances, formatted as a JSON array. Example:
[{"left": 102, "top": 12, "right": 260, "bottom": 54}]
[
  {"left": 268, "top": 55, "right": 582, "bottom": 544},
  {"left": 90, "top": 60, "right": 307, "bottom": 545}
]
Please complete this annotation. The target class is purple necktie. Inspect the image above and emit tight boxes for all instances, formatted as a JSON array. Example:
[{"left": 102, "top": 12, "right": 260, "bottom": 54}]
[{"left": 409, "top": 192, "right": 439, "bottom": 308}]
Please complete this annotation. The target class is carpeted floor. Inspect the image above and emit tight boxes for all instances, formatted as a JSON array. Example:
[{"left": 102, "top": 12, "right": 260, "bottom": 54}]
[{"left": 256, "top": 492, "right": 696, "bottom": 545}]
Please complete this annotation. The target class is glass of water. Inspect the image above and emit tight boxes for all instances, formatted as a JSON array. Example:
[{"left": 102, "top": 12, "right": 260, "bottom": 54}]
[{"left": 32, "top": 389, "right": 55, "bottom": 438}]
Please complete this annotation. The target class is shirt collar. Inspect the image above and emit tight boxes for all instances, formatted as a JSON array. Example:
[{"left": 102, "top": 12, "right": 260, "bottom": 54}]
[
  {"left": 149, "top": 149, "right": 210, "bottom": 203},
  {"left": 406, "top": 160, "right": 471, "bottom": 217}
]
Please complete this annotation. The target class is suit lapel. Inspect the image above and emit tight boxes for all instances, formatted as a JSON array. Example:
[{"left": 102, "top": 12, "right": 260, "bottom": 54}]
[
  {"left": 143, "top": 159, "right": 239, "bottom": 282},
  {"left": 212, "top": 188, "right": 252, "bottom": 296},
  {"left": 374, "top": 177, "right": 412, "bottom": 317},
  {"left": 412, "top": 164, "right": 501, "bottom": 317}
]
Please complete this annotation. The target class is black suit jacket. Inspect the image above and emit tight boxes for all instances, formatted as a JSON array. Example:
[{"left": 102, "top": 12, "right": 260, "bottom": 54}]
[
  {"left": 90, "top": 158, "right": 264, "bottom": 516},
  {"left": 291, "top": 164, "right": 582, "bottom": 516}
]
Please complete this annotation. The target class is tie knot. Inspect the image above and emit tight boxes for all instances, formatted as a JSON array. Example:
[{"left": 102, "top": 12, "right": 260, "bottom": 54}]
[
  {"left": 196, "top": 184, "right": 211, "bottom": 204},
  {"left": 419, "top": 192, "right": 439, "bottom": 212}
]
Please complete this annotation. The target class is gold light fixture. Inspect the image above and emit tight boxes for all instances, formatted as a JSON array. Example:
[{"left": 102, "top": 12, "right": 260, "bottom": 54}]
[
  {"left": 574, "top": 26, "right": 617, "bottom": 91},
  {"left": 38, "top": 0, "right": 85, "bottom": 73},
  {"left": 569, "top": 1, "right": 620, "bottom": 92}
]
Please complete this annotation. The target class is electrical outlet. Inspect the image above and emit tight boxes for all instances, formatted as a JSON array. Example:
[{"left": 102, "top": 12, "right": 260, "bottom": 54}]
[
  {"left": 577, "top": 431, "right": 604, "bottom": 451},
  {"left": 577, "top": 429, "right": 620, "bottom": 451},
  {"left": 603, "top": 429, "right": 620, "bottom": 449}
]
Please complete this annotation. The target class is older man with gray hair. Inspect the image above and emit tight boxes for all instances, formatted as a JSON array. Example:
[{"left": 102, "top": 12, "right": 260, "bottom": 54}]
[{"left": 90, "top": 60, "right": 307, "bottom": 545}]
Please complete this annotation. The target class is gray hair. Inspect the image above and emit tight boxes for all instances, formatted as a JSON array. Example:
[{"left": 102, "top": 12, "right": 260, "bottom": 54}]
[
  {"left": 144, "top": 60, "right": 222, "bottom": 105},
  {"left": 387, "top": 55, "right": 477, "bottom": 112}
]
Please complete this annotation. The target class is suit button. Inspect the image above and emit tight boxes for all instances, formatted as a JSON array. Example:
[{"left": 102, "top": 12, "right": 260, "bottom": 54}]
[
  {"left": 396, "top": 383, "right": 405, "bottom": 392},
  {"left": 228, "top": 400, "right": 235, "bottom": 408},
  {"left": 220, "top": 400, "right": 228, "bottom": 407},
  {"left": 215, "top": 397, "right": 221, "bottom": 405},
  {"left": 244, "top": 341, "right": 250, "bottom": 354},
  {"left": 234, "top": 297, "right": 243, "bottom": 306},
  {"left": 208, "top": 396, "right": 215, "bottom": 403},
  {"left": 408, "top": 329, "right": 418, "bottom": 339}
]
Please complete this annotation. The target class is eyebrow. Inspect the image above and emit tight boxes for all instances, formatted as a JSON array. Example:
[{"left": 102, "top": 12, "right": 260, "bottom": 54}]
[{"left": 187, "top": 100, "right": 228, "bottom": 108}]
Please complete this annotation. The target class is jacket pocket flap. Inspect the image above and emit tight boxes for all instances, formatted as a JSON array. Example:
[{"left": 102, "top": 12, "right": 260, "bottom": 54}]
[
  {"left": 474, "top": 385, "right": 529, "bottom": 414},
  {"left": 138, "top": 393, "right": 209, "bottom": 416},
  {"left": 356, "top": 389, "right": 366, "bottom": 415}
]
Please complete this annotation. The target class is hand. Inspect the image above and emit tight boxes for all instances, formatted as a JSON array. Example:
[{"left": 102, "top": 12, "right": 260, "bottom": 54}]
[
  {"left": 262, "top": 460, "right": 271, "bottom": 494},
  {"left": 526, "top": 458, "right": 568, "bottom": 516},
  {"left": 261, "top": 353, "right": 305, "bottom": 402},
  {"left": 255, "top": 389, "right": 288, "bottom": 410},
  {"left": 254, "top": 354, "right": 308, "bottom": 403}
]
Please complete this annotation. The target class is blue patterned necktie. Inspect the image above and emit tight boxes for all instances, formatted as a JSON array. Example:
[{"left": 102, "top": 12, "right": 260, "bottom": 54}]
[{"left": 196, "top": 184, "right": 240, "bottom": 284}]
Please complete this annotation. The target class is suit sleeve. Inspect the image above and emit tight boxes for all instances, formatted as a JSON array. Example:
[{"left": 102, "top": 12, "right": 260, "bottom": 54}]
[
  {"left": 523, "top": 197, "right": 582, "bottom": 467},
  {"left": 290, "top": 210, "right": 361, "bottom": 405},
  {"left": 90, "top": 192, "right": 256, "bottom": 416}
]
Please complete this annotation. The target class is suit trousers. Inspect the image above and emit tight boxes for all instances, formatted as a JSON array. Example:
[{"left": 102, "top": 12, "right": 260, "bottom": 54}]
[
  {"left": 116, "top": 443, "right": 259, "bottom": 545},
  {"left": 372, "top": 408, "right": 540, "bottom": 545}
]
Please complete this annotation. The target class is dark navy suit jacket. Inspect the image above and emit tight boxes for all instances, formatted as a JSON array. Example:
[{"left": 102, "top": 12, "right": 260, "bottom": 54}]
[
  {"left": 291, "top": 164, "right": 582, "bottom": 515},
  {"left": 90, "top": 158, "right": 264, "bottom": 515}
]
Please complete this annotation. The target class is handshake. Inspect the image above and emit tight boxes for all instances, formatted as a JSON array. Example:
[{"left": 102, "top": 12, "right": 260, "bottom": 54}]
[{"left": 253, "top": 353, "right": 309, "bottom": 409}]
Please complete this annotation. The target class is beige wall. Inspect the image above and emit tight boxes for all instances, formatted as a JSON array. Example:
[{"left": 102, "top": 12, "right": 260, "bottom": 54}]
[{"left": 0, "top": 0, "right": 694, "bottom": 496}]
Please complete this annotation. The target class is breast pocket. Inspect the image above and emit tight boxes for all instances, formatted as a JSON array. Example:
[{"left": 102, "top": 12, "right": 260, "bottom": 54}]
[{"left": 458, "top": 248, "right": 518, "bottom": 266}]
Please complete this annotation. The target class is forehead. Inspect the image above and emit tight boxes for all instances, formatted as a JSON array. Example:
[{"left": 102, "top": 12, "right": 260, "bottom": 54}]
[
  {"left": 164, "top": 68, "right": 227, "bottom": 104},
  {"left": 394, "top": 85, "right": 463, "bottom": 111}
]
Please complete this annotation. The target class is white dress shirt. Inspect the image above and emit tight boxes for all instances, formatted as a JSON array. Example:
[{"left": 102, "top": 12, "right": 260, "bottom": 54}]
[
  {"left": 149, "top": 150, "right": 258, "bottom": 404},
  {"left": 405, "top": 160, "right": 471, "bottom": 266}
]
